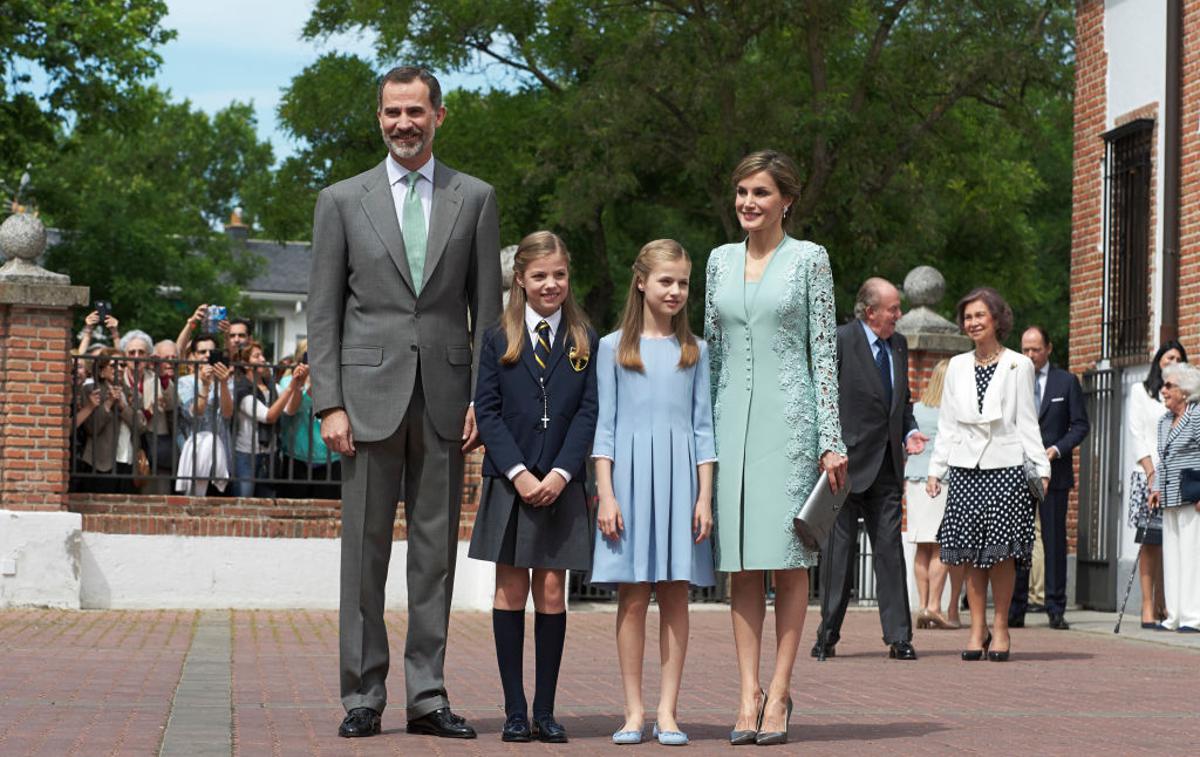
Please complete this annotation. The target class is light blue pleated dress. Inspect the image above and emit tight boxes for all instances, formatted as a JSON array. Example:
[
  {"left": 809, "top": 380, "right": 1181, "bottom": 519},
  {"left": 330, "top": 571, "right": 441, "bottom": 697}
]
[{"left": 589, "top": 332, "right": 717, "bottom": 588}]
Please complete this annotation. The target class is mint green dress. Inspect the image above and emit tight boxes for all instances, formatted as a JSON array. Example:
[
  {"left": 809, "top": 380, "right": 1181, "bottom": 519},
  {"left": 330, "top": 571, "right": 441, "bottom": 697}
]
[{"left": 704, "top": 237, "right": 845, "bottom": 571}]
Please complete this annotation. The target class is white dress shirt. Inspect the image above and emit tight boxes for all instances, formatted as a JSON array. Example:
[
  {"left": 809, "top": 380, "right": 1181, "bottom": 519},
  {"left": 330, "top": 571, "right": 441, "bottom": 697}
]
[
  {"left": 505, "top": 305, "right": 572, "bottom": 484},
  {"left": 385, "top": 153, "right": 434, "bottom": 234}
]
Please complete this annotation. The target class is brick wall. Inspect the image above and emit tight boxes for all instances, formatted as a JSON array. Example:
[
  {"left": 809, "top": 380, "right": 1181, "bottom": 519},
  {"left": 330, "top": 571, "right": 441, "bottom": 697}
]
[
  {"left": 1181, "top": 0, "right": 1200, "bottom": 345},
  {"left": 0, "top": 306, "right": 75, "bottom": 511}
]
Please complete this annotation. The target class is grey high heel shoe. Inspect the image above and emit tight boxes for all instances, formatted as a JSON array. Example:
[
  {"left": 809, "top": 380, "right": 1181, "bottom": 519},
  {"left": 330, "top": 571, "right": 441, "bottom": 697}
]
[
  {"left": 755, "top": 695, "right": 793, "bottom": 746},
  {"left": 729, "top": 688, "right": 765, "bottom": 745}
]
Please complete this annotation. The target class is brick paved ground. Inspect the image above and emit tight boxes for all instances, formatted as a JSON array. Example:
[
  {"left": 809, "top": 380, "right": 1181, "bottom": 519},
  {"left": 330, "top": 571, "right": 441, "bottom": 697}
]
[{"left": 1, "top": 605, "right": 1198, "bottom": 756}]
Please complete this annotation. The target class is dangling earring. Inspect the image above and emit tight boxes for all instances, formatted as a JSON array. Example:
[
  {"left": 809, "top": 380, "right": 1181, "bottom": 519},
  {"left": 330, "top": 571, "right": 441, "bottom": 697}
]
[{"left": 784, "top": 205, "right": 792, "bottom": 218}]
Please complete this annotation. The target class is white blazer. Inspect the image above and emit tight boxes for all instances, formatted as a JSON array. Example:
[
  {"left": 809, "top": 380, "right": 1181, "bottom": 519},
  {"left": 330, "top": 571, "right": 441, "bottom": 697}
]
[{"left": 928, "top": 349, "right": 1051, "bottom": 481}]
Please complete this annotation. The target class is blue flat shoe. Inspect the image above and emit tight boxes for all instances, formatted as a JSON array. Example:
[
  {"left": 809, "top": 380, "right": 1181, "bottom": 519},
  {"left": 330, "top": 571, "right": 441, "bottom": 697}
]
[
  {"left": 1178, "top": 626, "right": 1200, "bottom": 633},
  {"left": 612, "top": 727, "right": 644, "bottom": 745},
  {"left": 653, "top": 723, "right": 689, "bottom": 746}
]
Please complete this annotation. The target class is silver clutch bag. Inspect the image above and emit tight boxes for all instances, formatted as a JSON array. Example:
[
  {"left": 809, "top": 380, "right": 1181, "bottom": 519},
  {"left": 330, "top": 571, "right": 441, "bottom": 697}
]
[
  {"left": 1022, "top": 454, "right": 1045, "bottom": 503},
  {"left": 793, "top": 471, "right": 850, "bottom": 552}
]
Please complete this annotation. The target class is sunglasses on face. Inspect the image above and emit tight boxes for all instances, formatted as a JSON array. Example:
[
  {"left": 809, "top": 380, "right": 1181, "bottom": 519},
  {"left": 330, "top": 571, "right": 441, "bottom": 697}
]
[{"left": 1164, "top": 382, "right": 1178, "bottom": 390}]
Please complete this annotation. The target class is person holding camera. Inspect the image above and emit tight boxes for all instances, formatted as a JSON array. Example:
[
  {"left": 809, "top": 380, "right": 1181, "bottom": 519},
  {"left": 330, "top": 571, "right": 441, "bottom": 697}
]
[
  {"left": 175, "top": 333, "right": 235, "bottom": 496},
  {"left": 78, "top": 304, "right": 121, "bottom": 354},
  {"left": 231, "top": 340, "right": 307, "bottom": 497},
  {"left": 176, "top": 303, "right": 235, "bottom": 358},
  {"left": 75, "top": 348, "right": 137, "bottom": 493}
]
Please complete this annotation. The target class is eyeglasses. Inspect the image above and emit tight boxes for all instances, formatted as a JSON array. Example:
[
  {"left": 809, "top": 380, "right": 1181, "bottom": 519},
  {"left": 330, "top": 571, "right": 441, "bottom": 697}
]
[{"left": 1164, "top": 382, "right": 1178, "bottom": 390}]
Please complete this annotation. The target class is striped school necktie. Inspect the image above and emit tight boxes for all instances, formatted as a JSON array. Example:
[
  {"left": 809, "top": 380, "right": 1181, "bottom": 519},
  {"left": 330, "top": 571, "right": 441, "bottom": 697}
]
[{"left": 533, "top": 320, "right": 552, "bottom": 373}]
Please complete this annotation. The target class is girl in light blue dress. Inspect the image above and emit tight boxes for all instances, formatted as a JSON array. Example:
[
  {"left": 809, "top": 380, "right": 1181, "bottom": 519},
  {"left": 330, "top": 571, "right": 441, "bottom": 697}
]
[{"left": 591, "top": 239, "right": 716, "bottom": 746}]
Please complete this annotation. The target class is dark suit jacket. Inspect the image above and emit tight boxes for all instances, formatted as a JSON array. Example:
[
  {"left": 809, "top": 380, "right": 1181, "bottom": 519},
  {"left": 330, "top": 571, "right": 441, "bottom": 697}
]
[
  {"left": 1038, "top": 364, "right": 1090, "bottom": 491},
  {"left": 836, "top": 321, "right": 918, "bottom": 494},
  {"left": 474, "top": 325, "right": 599, "bottom": 482}
]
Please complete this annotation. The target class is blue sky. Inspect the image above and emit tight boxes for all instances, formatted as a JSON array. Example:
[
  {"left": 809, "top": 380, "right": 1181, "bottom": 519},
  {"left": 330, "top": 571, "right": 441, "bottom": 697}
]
[{"left": 146, "top": 0, "right": 512, "bottom": 162}]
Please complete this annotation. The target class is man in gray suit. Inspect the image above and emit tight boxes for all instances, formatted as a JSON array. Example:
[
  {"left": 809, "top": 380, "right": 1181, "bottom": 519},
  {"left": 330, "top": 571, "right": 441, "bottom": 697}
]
[
  {"left": 308, "top": 66, "right": 502, "bottom": 739},
  {"left": 813, "top": 278, "right": 927, "bottom": 661}
]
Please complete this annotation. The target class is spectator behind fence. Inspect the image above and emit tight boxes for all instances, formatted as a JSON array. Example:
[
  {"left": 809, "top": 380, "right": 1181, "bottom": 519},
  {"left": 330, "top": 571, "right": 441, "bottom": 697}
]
[
  {"left": 277, "top": 340, "right": 340, "bottom": 499},
  {"left": 75, "top": 348, "right": 136, "bottom": 494},
  {"left": 226, "top": 317, "right": 252, "bottom": 356},
  {"left": 905, "top": 359, "right": 964, "bottom": 630},
  {"left": 138, "top": 339, "right": 180, "bottom": 495},
  {"left": 119, "top": 330, "right": 155, "bottom": 488},
  {"left": 176, "top": 303, "right": 234, "bottom": 357},
  {"left": 175, "top": 333, "right": 234, "bottom": 496},
  {"left": 231, "top": 340, "right": 305, "bottom": 497},
  {"left": 1148, "top": 362, "right": 1200, "bottom": 633}
]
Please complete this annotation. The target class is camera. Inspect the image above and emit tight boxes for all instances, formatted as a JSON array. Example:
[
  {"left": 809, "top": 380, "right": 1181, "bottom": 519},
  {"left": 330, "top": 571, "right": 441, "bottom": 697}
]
[
  {"left": 300, "top": 350, "right": 309, "bottom": 365},
  {"left": 207, "top": 305, "right": 227, "bottom": 334},
  {"left": 94, "top": 300, "right": 112, "bottom": 325}
]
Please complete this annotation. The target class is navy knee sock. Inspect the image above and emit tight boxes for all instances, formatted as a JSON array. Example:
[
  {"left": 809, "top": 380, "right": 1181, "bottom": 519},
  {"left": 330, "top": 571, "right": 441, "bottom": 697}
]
[
  {"left": 532, "top": 611, "right": 567, "bottom": 719},
  {"left": 492, "top": 608, "right": 527, "bottom": 717}
]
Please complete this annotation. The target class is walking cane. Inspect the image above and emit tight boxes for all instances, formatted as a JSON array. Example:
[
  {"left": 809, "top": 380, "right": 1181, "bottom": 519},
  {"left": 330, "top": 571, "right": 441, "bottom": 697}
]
[{"left": 1114, "top": 545, "right": 1143, "bottom": 634}]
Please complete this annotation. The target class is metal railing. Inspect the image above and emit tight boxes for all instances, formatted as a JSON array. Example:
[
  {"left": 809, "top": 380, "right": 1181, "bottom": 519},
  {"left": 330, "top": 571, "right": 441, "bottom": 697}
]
[
  {"left": 69, "top": 354, "right": 340, "bottom": 498},
  {"left": 1076, "top": 367, "right": 1121, "bottom": 610}
]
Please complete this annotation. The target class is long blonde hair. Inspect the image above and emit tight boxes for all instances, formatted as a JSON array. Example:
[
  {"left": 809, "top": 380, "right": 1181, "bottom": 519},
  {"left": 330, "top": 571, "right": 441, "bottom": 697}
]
[
  {"left": 616, "top": 239, "right": 699, "bottom": 372},
  {"left": 921, "top": 359, "right": 950, "bottom": 407},
  {"left": 500, "top": 230, "right": 591, "bottom": 365}
]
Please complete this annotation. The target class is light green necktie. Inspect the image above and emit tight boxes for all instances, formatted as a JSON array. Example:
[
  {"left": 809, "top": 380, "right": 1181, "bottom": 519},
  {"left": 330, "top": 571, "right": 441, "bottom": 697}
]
[{"left": 402, "top": 171, "right": 427, "bottom": 292}]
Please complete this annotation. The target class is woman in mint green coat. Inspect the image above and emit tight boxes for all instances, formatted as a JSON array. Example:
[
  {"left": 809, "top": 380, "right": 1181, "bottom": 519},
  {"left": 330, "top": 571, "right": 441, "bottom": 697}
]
[{"left": 704, "top": 151, "right": 846, "bottom": 746}]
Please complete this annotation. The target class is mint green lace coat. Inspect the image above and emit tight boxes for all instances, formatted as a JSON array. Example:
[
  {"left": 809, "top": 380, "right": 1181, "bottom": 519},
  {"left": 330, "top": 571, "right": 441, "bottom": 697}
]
[{"left": 704, "top": 237, "right": 845, "bottom": 571}]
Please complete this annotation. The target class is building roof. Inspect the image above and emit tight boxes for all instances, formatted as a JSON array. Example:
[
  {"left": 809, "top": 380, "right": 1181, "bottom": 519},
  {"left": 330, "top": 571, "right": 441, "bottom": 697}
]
[{"left": 239, "top": 238, "right": 311, "bottom": 296}]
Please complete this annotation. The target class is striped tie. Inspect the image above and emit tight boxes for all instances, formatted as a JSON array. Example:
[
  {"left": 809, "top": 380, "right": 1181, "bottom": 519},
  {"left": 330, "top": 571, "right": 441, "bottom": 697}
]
[{"left": 533, "top": 320, "right": 552, "bottom": 373}]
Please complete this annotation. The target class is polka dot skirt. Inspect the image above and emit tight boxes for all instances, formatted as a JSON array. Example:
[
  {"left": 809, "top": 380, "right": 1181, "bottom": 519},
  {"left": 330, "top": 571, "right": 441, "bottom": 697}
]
[{"left": 936, "top": 362, "right": 1036, "bottom": 568}]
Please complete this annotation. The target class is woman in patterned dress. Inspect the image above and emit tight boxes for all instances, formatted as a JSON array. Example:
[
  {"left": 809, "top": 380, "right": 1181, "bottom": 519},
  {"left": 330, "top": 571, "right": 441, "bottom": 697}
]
[
  {"left": 705, "top": 150, "right": 847, "bottom": 745},
  {"left": 926, "top": 288, "right": 1050, "bottom": 662}
]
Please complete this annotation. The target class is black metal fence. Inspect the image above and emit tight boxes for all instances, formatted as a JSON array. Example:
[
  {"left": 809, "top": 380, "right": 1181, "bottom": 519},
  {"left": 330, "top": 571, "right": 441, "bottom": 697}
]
[{"left": 68, "top": 354, "right": 340, "bottom": 498}]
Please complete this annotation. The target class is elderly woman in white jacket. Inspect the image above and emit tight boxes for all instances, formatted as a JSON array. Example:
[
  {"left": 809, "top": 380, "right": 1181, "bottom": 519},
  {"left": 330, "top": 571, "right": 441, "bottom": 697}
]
[{"left": 926, "top": 288, "right": 1050, "bottom": 662}]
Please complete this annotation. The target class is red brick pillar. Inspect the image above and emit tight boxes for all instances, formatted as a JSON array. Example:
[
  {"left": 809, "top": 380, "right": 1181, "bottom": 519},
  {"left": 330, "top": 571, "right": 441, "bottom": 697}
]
[{"left": 0, "top": 214, "right": 89, "bottom": 512}]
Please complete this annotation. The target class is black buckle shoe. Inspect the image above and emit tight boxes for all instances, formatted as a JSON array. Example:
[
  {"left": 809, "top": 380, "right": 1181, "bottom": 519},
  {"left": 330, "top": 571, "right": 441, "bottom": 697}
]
[
  {"left": 502, "top": 713, "right": 532, "bottom": 742},
  {"left": 406, "top": 707, "right": 477, "bottom": 739},
  {"left": 531, "top": 714, "right": 568, "bottom": 743},
  {"left": 338, "top": 707, "right": 381, "bottom": 738}
]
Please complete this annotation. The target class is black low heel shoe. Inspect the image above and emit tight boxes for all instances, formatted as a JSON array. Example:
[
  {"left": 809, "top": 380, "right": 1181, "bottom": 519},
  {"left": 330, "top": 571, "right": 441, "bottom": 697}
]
[{"left": 961, "top": 631, "right": 992, "bottom": 661}]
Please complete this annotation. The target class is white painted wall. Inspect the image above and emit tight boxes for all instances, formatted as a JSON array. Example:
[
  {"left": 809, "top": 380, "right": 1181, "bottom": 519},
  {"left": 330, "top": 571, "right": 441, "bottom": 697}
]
[
  {"left": 79, "top": 533, "right": 497, "bottom": 610},
  {"left": 0, "top": 510, "right": 82, "bottom": 609},
  {"left": 246, "top": 293, "right": 308, "bottom": 362},
  {"left": 1105, "top": 0, "right": 1167, "bottom": 338}
]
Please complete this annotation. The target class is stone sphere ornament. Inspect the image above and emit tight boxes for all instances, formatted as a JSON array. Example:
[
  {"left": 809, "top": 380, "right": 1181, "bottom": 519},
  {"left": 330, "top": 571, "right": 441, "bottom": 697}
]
[
  {"left": 903, "top": 265, "right": 945, "bottom": 308},
  {"left": 0, "top": 211, "right": 67, "bottom": 283}
]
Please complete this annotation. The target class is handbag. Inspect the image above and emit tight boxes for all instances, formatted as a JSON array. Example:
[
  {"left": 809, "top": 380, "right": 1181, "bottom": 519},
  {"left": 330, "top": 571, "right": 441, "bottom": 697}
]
[
  {"left": 1181, "top": 468, "right": 1200, "bottom": 504},
  {"left": 1023, "top": 454, "right": 1045, "bottom": 503},
  {"left": 793, "top": 471, "right": 851, "bottom": 552}
]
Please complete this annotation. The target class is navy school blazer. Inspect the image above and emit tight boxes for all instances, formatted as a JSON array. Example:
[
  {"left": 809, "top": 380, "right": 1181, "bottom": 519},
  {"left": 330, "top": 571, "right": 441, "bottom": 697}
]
[{"left": 473, "top": 323, "right": 600, "bottom": 482}]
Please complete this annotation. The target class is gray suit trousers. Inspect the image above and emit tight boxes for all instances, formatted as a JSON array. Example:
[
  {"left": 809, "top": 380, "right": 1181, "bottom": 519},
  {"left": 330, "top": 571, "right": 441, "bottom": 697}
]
[
  {"left": 817, "top": 451, "right": 913, "bottom": 645},
  {"left": 339, "top": 375, "right": 464, "bottom": 718}
]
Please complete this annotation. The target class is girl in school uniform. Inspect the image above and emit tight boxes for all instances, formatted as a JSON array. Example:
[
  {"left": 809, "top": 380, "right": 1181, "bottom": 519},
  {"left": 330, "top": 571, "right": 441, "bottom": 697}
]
[
  {"left": 469, "top": 230, "right": 599, "bottom": 744},
  {"left": 591, "top": 239, "right": 717, "bottom": 746}
]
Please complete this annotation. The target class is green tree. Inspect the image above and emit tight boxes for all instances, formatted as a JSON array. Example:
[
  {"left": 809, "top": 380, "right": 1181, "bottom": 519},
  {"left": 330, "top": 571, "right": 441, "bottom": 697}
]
[
  {"left": 288, "top": 0, "right": 1073, "bottom": 332},
  {"left": 40, "top": 87, "right": 275, "bottom": 340},
  {"left": 0, "top": 0, "right": 173, "bottom": 180}
]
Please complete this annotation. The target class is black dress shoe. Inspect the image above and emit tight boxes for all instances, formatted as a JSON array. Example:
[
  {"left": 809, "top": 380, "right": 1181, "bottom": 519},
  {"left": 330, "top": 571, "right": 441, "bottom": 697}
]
[
  {"left": 338, "top": 708, "right": 381, "bottom": 738},
  {"left": 810, "top": 639, "right": 836, "bottom": 661},
  {"left": 406, "top": 707, "right": 477, "bottom": 739},
  {"left": 1048, "top": 614, "right": 1070, "bottom": 630},
  {"left": 888, "top": 640, "right": 917, "bottom": 660},
  {"left": 531, "top": 714, "right": 568, "bottom": 743},
  {"left": 1008, "top": 616, "right": 1025, "bottom": 628},
  {"left": 501, "top": 713, "right": 532, "bottom": 742},
  {"left": 1028, "top": 602, "right": 1046, "bottom": 613}
]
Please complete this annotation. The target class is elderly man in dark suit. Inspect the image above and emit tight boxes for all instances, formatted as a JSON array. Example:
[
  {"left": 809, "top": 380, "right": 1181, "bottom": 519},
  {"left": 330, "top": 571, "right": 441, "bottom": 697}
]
[
  {"left": 813, "top": 278, "right": 928, "bottom": 661},
  {"left": 308, "top": 66, "right": 502, "bottom": 739},
  {"left": 1009, "top": 326, "right": 1089, "bottom": 630}
]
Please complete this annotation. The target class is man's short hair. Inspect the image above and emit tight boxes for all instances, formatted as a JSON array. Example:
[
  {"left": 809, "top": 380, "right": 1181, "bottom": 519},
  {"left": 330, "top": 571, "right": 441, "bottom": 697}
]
[
  {"left": 228, "top": 317, "right": 252, "bottom": 333},
  {"left": 377, "top": 66, "right": 442, "bottom": 110},
  {"left": 853, "top": 278, "right": 895, "bottom": 320},
  {"left": 1023, "top": 325, "right": 1052, "bottom": 348}
]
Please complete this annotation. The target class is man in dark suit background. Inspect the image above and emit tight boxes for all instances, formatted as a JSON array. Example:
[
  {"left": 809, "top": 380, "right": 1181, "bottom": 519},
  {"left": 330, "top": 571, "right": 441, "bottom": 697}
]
[
  {"left": 308, "top": 66, "right": 502, "bottom": 739},
  {"left": 1009, "top": 326, "right": 1089, "bottom": 630},
  {"left": 813, "top": 278, "right": 928, "bottom": 661}
]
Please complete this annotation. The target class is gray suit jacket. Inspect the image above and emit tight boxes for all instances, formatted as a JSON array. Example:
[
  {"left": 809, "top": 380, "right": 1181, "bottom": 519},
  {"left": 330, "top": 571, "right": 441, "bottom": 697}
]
[
  {"left": 836, "top": 321, "right": 918, "bottom": 493},
  {"left": 307, "top": 159, "right": 502, "bottom": 443}
]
